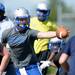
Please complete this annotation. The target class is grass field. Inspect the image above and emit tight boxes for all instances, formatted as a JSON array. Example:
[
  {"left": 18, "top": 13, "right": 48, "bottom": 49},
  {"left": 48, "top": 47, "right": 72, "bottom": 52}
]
[{"left": 46, "top": 66, "right": 57, "bottom": 75}]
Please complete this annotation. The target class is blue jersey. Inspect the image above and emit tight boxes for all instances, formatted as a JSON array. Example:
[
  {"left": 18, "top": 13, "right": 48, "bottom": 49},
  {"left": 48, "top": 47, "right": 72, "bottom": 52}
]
[{"left": 63, "top": 36, "right": 75, "bottom": 75}]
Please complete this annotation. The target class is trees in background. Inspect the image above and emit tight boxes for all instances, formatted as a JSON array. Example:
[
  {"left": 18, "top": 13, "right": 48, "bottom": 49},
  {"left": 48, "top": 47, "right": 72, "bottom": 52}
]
[{"left": 48, "top": 0, "right": 73, "bottom": 22}]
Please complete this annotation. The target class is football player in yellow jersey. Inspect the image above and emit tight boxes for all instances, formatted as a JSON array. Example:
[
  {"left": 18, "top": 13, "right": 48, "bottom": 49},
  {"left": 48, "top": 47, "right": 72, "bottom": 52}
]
[{"left": 30, "top": 2, "right": 57, "bottom": 75}]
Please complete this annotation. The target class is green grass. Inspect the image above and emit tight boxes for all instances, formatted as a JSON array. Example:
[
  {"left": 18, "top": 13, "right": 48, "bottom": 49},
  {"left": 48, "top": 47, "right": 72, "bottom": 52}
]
[{"left": 46, "top": 66, "right": 57, "bottom": 75}]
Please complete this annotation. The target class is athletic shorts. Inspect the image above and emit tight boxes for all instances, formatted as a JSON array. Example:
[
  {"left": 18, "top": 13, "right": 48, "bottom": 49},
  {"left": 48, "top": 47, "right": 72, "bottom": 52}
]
[{"left": 15, "top": 63, "right": 42, "bottom": 75}]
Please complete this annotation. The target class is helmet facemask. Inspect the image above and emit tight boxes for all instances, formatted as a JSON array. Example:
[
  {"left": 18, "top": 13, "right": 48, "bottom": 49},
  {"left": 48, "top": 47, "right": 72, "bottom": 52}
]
[
  {"left": 49, "top": 37, "right": 62, "bottom": 53},
  {"left": 15, "top": 16, "right": 30, "bottom": 31},
  {"left": 49, "top": 42, "right": 61, "bottom": 53},
  {"left": 36, "top": 9, "right": 50, "bottom": 22},
  {"left": 14, "top": 8, "right": 30, "bottom": 31}
]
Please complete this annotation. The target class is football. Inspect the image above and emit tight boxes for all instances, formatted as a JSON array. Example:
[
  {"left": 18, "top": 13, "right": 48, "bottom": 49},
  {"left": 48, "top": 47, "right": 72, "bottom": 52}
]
[{"left": 56, "top": 26, "right": 69, "bottom": 38}]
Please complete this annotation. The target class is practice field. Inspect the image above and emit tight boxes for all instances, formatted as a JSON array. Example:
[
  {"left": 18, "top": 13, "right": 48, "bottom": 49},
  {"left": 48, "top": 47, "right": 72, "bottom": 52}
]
[{"left": 46, "top": 66, "right": 57, "bottom": 75}]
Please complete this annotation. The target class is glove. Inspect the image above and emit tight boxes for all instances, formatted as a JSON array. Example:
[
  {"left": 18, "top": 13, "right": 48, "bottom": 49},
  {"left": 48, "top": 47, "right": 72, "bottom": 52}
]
[{"left": 40, "top": 60, "right": 52, "bottom": 70}]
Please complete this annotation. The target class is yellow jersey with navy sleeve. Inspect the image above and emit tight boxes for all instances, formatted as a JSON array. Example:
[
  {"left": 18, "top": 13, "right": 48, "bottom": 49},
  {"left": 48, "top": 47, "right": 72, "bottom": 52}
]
[{"left": 30, "top": 17, "right": 57, "bottom": 54}]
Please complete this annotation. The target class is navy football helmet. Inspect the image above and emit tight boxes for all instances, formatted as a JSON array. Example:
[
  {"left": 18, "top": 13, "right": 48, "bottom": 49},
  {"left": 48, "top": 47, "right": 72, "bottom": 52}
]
[
  {"left": 36, "top": 2, "right": 50, "bottom": 22},
  {"left": 49, "top": 37, "right": 63, "bottom": 53}
]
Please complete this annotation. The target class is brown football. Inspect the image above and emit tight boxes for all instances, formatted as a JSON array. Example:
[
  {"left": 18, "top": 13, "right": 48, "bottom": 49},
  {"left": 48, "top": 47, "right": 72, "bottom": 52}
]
[{"left": 56, "top": 26, "right": 69, "bottom": 38}]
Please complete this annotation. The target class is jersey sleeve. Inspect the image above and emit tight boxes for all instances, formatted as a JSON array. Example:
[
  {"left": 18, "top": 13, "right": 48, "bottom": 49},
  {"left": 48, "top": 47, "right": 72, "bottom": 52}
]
[{"left": 29, "top": 29, "right": 39, "bottom": 39}]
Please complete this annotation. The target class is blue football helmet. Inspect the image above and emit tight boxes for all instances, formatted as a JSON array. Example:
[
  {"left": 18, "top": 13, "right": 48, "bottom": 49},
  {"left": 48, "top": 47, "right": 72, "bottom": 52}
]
[
  {"left": 0, "top": 3, "right": 5, "bottom": 21},
  {"left": 0, "top": 3, "right": 5, "bottom": 13},
  {"left": 36, "top": 2, "right": 50, "bottom": 22},
  {"left": 49, "top": 37, "right": 63, "bottom": 53},
  {"left": 14, "top": 8, "right": 30, "bottom": 30}
]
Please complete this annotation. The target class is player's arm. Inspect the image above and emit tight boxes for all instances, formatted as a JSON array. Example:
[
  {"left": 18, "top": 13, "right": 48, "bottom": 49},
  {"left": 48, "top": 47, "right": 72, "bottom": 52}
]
[
  {"left": 59, "top": 53, "right": 69, "bottom": 72},
  {"left": 0, "top": 44, "right": 10, "bottom": 74},
  {"left": 37, "top": 31, "right": 56, "bottom": 39},
  {"left": 37, "top": 26, "right": 69, "bottom": 39}
]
